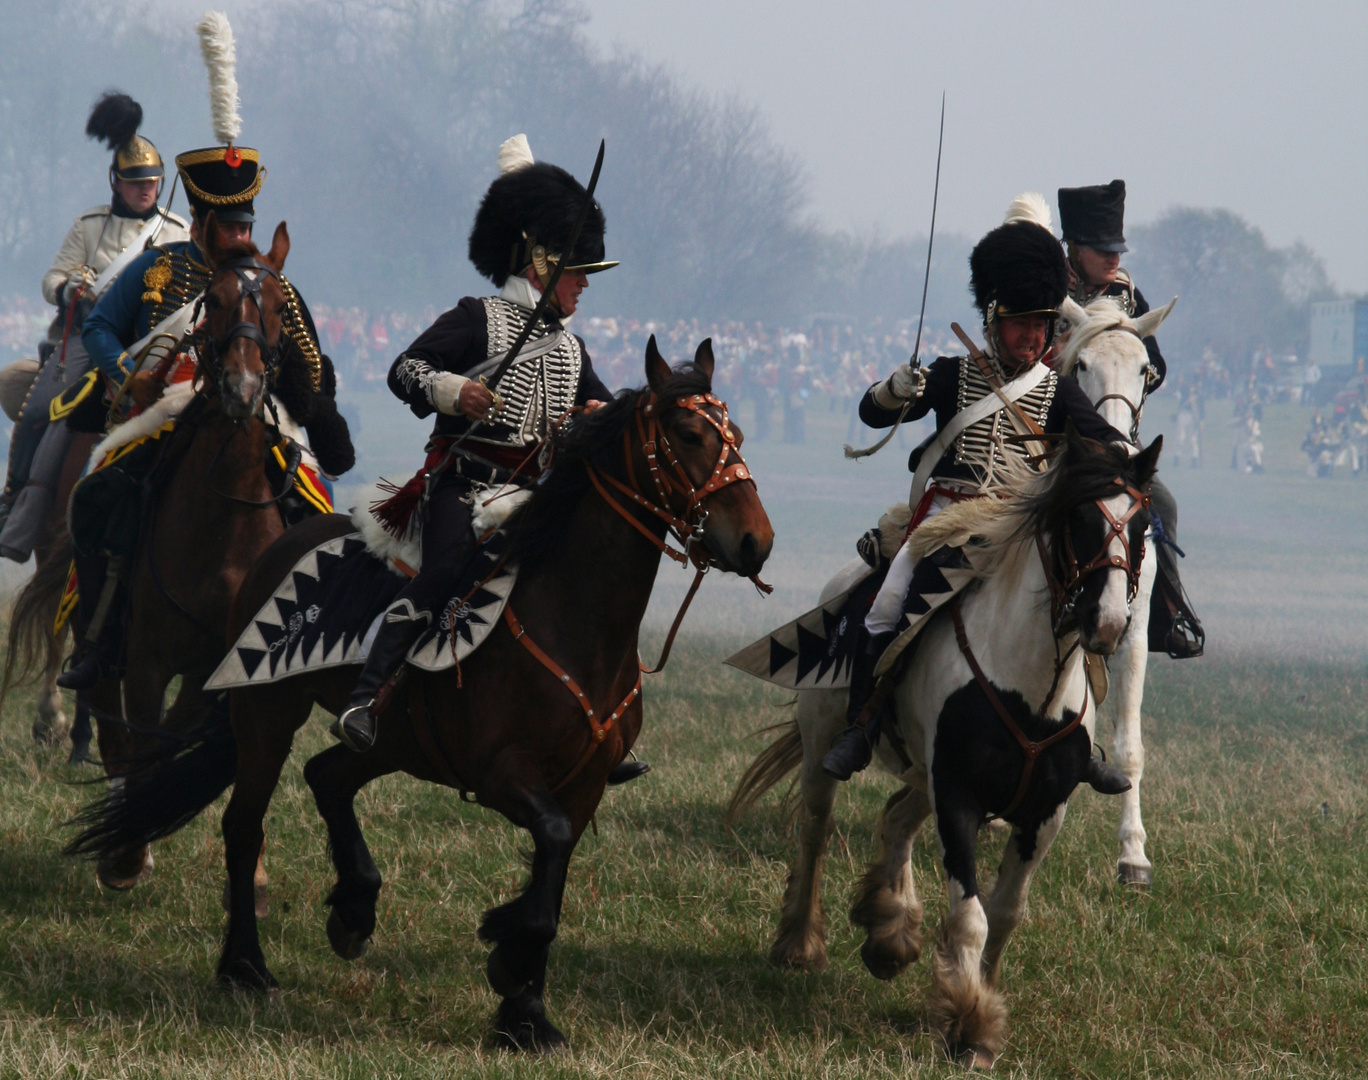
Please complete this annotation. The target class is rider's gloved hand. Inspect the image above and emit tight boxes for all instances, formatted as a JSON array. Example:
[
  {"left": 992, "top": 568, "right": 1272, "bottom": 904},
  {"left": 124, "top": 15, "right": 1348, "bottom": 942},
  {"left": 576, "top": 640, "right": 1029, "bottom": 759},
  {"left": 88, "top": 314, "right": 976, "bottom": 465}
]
[
  {"left": 126, "top": 371, "right": 163, "bottom": 408},
  {"left": 889, "top": 363, "right": 926, "bottom": 400},
  {"left": 871, "top": 362, "right": 925, "bottom": 410}
]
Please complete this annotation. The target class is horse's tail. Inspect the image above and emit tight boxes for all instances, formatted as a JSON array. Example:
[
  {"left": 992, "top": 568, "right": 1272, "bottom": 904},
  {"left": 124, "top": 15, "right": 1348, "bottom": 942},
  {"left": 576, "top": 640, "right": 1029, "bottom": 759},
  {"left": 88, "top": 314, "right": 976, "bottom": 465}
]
[
  {"left": 0, "top": 529, "right": 74, "bottom": 714},
  {"left": 64, "top": 695, "right": 237, "bottom": 860},
  {"left": 725, "top": 715, "right": 805, "bottom": 828}
]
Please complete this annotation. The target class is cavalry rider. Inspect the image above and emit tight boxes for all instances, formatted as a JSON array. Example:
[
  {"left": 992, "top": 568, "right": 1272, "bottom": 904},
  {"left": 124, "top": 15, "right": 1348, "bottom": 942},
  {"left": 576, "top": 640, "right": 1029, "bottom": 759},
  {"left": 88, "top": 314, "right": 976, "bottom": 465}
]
[
  {"left": 0, "top": 92, "right": 188, "bottom": 555},
  {"left": 57, "top": 138, "right": 354, "bottom": 691},
  {"left": 821, "top": 202, "right": 1135, "bottom": 788},
  {"left": 1057, "top": 180, "right": 1204, "bottom": 659},
  {"left": 333, "top": 134, "right": 620, "bottom": 755}
]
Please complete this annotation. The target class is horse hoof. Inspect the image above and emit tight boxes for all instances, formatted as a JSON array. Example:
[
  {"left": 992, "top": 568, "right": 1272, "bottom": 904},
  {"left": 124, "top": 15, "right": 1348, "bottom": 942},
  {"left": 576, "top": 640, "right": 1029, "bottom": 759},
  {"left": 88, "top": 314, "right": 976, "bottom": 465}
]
[
  {"left": 493, "top": 992, "right": 567, "bottom": 1053},
  {"left": 325, "top": 908, "right": 370, "bottom": 961},
  {"left": 1117, "top": 862, "right": 1153, "bottom": 888},
  {"left": 768, "top": 942, "right": 828, "bottom": 972},
  {"left": 216, "top": 960, "right": 280, "bottom": 995},
  {"left": 32, "top": 716, "right": 68, "bottom": 747},
  {"left": 97, "top": 846, "right": 152, "bottom": 892},
  {"left": 67, "top": 737, "right": 94, "bottom": 765},
  {"left": 860, "top": 937, "right": 910, "bottom": 982},
  {"left": 956, "top": 1044, "right": 996, "bottom": 1070},
  {"left": 486, "top": 944, "right": 530, "bottom": 999}
]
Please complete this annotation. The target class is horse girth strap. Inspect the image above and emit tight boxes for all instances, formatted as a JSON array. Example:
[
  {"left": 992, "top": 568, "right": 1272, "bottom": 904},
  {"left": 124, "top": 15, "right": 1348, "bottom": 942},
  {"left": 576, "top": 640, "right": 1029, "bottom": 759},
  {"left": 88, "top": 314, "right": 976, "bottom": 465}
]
[
  {"left": 949, "top": 599, "right": 1087, "bottom": 818},
  {"left": 503, "top": 603, "right": 642, "bottom": 795}
]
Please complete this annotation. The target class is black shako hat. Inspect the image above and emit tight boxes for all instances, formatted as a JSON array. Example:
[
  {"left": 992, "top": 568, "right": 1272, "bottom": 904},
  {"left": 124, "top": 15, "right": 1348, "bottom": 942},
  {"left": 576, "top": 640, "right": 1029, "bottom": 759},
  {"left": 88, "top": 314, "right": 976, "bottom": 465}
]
[
  {"left": 469, "top": 135, "right": 616, "bottom": 286},
  {"left": 1058, "top": 179, "right": 1128, "bottom": 253},
  {"left": 175, "top": 146, "right": 262, "bottom": 223},
  {"left": 969, "top": 221, "right": 1068, "bottom": 320}
]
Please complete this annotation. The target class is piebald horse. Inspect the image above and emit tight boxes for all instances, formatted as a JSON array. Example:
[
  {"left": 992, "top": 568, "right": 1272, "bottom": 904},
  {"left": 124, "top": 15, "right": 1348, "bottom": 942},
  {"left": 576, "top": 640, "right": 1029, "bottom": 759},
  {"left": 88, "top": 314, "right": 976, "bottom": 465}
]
[
  {"left": 732, "top": 428, "right": 1161, "bottom": 1067},
  {"left": 1056, "top": 293, "right": 1177, "bottom": 886}
]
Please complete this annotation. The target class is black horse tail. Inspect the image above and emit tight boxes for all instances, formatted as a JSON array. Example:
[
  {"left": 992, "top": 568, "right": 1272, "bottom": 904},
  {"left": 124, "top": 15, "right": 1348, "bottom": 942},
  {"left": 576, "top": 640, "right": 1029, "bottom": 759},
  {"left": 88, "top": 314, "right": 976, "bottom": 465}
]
[
  {"left": 0, "top": 528, "right": 74, "bottom": 715},
  {"left": 725, "top": 714, "right": 804, "bottom": 828},
  {"left": 65, "top": 695, "right": 237, "bottom": 860}
]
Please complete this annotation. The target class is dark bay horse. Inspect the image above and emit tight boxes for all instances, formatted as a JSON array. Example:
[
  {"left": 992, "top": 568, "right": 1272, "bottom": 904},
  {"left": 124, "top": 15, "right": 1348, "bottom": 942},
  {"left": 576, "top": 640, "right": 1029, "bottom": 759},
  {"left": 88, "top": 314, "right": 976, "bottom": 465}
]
[
  {"left": 12, "top": 221, "right": 311, "bottom": 888},
  {"left": 71, "top": 338, "right": 773, "bottom": 1050}
]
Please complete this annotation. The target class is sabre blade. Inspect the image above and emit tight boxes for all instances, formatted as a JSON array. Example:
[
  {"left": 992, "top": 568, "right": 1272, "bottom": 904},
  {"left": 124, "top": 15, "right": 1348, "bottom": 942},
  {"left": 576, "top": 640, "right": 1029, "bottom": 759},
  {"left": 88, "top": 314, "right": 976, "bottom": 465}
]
[{"left": 909, "top": 92, "right": 945, "bottom": 372}]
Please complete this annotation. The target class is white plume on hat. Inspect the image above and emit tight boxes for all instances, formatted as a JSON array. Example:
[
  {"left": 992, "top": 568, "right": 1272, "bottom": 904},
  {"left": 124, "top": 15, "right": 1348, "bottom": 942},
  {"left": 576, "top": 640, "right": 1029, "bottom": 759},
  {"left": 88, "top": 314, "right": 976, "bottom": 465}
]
[
  {"left": 197, "top": 11, "right": 241, "bottom": 145},
  {"left": 1003, "top": 191, "right": 1053, "bottom": 233},
  {"left": 498, "top": 134, "right": 535, "bottom": 175}
]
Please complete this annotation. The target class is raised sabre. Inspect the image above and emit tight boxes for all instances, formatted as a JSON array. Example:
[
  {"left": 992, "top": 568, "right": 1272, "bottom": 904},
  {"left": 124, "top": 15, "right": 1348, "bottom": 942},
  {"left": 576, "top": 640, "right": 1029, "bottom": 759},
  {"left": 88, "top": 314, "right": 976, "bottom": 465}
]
[{"left": 844, "top": 92, "right": 946, "bottom": 460}]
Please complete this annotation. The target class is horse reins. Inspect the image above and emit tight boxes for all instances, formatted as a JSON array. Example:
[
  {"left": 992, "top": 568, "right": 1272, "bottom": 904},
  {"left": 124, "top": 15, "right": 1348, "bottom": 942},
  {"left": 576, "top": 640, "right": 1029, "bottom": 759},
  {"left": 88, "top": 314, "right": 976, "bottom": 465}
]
[
  {"left": 498, "top": 388, "right": 766, "bottom": 794},
  {"left": 950, "top": 599, "right": 1087, "bottom": 818},
  {"left": 950, "top": 472, "right": 1148, "bottom": 818}
]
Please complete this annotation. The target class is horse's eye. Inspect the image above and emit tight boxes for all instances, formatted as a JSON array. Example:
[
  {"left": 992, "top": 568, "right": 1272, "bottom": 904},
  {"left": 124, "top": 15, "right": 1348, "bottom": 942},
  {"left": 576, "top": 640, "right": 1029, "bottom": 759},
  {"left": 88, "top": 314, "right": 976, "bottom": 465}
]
[
  {"left": 677, "top": 427, "right": 705, "bottom": 447},
  {"left": 1076, "top": 360, "right": 1088, "bottom": 372}
]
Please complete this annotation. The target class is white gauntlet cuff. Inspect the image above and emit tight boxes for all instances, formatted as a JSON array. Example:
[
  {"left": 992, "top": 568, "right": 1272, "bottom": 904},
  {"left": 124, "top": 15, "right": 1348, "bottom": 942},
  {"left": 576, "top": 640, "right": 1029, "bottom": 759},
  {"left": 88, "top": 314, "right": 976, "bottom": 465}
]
[
  {"left": 431, "top": 372, "right": 470, "bottom": 415},
  {"left": 871, "top": 378, "right": 905, "bottom": 410}
]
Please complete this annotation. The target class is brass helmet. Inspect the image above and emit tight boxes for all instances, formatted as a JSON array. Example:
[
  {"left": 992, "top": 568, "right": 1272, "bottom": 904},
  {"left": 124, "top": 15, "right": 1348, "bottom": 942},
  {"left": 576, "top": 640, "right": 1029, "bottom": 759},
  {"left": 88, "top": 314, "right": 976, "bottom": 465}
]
[{"left": 86, "top": 92, "right": 164, "bottom": 184}]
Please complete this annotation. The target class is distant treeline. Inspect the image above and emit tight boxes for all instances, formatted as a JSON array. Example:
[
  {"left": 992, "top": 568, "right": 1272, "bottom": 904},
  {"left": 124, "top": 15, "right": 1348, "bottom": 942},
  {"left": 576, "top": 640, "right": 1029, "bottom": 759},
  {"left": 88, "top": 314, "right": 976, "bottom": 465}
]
[{"left": 0, "top": 0, "right": 1339, "bottom": 373}]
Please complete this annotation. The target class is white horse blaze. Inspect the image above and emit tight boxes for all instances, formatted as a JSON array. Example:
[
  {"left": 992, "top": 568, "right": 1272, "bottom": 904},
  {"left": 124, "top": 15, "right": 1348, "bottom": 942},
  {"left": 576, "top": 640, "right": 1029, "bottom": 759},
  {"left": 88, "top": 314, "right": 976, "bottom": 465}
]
[{"left": 1090, "top": 488, "right": 1134, "bottom": 654}]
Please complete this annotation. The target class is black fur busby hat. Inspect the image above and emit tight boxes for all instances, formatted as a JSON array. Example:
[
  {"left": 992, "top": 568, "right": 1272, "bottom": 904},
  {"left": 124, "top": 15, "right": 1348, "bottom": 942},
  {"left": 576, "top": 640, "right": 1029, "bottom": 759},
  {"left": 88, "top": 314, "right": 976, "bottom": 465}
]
[
  {"left": 1058, "top": 179, "right": 1128, "bottom": 253},
  {"left": 969, "top": 216, "right": 1068, "bottom": 320},
  {"left": 469, "top": 134, "right": 617, "bottom": 286},
  {"left": 86, "top": 91, "right": 164, "bottom": 182}
]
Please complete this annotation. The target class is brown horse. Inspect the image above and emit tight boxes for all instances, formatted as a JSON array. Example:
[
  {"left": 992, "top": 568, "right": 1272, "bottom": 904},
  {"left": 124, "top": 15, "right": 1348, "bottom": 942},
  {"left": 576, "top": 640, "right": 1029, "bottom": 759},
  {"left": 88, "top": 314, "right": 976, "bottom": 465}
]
[
  {"left": 70, "top": 338, "right": 773, "bottom": 1050},
  {"left": 1, "top": 428, "right": 99, "bottom": 755},
  {"left": 15, "top": 220, "right": 310, "bottom": 888}
]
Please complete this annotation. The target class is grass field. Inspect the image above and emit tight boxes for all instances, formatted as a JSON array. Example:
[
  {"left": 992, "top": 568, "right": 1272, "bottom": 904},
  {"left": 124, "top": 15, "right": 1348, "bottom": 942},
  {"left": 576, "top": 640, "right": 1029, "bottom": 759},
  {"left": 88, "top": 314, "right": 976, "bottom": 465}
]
[{"left": 2, "top": 389, "right": 1367, "bottom": 1077}]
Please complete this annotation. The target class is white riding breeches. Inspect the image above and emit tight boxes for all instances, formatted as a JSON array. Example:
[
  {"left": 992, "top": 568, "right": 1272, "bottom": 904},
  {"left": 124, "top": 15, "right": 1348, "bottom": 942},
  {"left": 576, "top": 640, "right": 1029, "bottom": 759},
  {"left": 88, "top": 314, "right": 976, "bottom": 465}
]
[{"left": 865, "top": 491, "right": 955, "bottom": 635}]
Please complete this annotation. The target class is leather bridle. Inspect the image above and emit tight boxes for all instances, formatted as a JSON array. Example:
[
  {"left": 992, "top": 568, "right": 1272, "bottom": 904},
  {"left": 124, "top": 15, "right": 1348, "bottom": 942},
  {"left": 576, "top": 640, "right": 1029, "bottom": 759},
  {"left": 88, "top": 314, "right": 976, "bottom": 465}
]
[
  {"left": 1040, "top": 475, "right": 1151, "bottom": 636},
  {"left": 196, "top": 255, "right": 284, "bottom": 398},
  {"left": 587, "top": 391, "right": 757, "bottom": 572}
]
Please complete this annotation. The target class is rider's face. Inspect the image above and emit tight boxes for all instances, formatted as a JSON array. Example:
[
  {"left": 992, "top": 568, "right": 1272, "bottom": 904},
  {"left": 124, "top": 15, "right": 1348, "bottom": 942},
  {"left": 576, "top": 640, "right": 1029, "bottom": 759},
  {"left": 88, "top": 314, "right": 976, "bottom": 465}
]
[
  {"left": 114, "top": 177, "right": 159, "bottom": 214},
  {"left": 997, "top": 315, "right": 1049, "bottom": 365},
  {"left": 1075, "top": 245, "right": 1121, "bottom": 286},
  {"left": 527, "top": 266, "right": 589, "bottom": 317},
  {"left": 192, "top": 216, "right": 253, "bottom": 250}
]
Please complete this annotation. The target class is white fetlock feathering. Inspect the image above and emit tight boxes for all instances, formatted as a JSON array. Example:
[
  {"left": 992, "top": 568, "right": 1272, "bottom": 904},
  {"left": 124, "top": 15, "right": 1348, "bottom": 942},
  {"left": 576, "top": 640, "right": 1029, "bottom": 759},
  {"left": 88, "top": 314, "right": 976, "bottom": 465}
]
[
  {"left": 498, "top": 133, "right": 535, "bottom": 175},
  {"left": 1003, "top": 191, "right": 1052, "bottom": 232},
  {"left": 197, "top": 11, "right": 241, "bottom": 145}
]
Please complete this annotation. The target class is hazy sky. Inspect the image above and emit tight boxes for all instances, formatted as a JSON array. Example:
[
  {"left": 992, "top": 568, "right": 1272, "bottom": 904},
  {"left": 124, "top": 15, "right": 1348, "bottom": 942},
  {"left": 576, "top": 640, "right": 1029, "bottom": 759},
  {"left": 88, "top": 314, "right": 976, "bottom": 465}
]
[{"left": 580, "top": 0, "right": 1368, "bottom": 293}]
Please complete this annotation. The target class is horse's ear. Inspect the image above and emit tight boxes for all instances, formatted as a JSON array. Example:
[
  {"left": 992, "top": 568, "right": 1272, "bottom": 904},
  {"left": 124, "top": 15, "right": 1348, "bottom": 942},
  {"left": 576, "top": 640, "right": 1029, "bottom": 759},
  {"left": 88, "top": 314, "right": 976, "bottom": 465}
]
[
  {"left": 1131, "top": 296, "right": 1177, "bottom": 340},
  {"left": 645, "top": 334, "right": 671, "bottom": 390},
  {"left": 1060, "top": 296, "right": 1088, "bottom": 326},
  {"left": 1063, "top": 418, "right": 1106, "bottom": 461},
  {"left": 693, "top": 337, "right": 715, "bottom": 383},
  {"left": 263, "top": 222, "right": 290, "bottom": 272},
  {"left": 1132, "top": 434, "right": 1163, "bottom": 485}
]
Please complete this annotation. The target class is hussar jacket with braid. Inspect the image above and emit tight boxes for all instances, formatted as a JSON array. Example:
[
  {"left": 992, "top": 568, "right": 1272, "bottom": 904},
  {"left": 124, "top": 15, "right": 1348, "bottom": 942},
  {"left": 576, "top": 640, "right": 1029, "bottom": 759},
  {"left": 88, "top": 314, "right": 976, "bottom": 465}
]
[
  {"left": 388, "top": 285, "right": 611, "bottom": 450},
  {"left": 859, "top": 353, "right": 1124, "bottom": 491}
]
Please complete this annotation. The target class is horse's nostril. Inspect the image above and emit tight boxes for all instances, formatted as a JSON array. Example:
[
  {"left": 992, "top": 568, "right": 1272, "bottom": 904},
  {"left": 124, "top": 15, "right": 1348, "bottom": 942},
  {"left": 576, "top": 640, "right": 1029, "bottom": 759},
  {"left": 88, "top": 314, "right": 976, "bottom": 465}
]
[{"left": 740, "top": 533, "right": 759, "bottom": 568}]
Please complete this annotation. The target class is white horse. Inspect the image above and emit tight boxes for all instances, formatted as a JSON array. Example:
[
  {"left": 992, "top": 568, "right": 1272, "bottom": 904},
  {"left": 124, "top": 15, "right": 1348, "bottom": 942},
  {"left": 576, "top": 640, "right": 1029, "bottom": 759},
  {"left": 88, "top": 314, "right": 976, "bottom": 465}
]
[
  {"left": 1056, "top": 294, "right": 1177, "bottom": 886},
  {"left": 731, "top": 429, "right": 1162, "bottom": 1066}
]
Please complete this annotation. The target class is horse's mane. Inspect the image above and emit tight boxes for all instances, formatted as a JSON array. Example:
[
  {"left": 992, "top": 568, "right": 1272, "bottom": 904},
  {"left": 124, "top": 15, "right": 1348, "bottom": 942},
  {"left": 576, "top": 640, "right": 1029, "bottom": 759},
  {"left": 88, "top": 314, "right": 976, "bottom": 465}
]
[
  {"left": 1055, "top": 295, "right": 1134, "bottom": 377},
  {"left": 909, "top": 435, "right": 1140, "bottom": 585},
  {"left": 506, "top": 362, "right": 714, "bottom": 567}
]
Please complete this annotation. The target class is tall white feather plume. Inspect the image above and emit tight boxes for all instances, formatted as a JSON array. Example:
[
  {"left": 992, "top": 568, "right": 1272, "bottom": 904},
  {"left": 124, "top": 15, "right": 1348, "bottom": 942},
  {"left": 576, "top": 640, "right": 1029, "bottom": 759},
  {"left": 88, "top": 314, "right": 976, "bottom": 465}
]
[
  {"left": 1003, "top": 191, "right": 1053, "bottom": 232},
  {"left": 498, "top": 134, "right": 535, "bottom": 175},
  {"left": 197, "top": 11, "right": 241, "bottom": 145}
]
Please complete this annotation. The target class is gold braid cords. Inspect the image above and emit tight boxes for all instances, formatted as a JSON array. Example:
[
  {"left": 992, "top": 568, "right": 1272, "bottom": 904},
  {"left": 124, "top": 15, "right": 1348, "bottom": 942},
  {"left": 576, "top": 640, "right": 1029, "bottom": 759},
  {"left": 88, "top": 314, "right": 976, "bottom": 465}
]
[{"left": 280, "top": 279, "right": 323, "bottom": 392}]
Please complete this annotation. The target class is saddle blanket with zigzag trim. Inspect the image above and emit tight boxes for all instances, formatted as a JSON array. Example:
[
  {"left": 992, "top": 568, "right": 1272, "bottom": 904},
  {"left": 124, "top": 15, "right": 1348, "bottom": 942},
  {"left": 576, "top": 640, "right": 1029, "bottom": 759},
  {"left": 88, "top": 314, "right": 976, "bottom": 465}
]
[
  {"left": 724, "top": 544, "right": 976, "bottom": 691},
  {"left": 205, "top": 530, "right": 517, "bottom": 690}
]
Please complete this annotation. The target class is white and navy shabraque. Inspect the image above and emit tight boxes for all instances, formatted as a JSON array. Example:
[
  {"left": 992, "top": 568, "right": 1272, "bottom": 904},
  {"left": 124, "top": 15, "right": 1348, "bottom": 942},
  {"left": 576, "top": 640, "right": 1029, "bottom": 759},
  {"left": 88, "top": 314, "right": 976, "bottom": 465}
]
[{"left": 205, "top": 530, "right": 518, "bottom": 691}]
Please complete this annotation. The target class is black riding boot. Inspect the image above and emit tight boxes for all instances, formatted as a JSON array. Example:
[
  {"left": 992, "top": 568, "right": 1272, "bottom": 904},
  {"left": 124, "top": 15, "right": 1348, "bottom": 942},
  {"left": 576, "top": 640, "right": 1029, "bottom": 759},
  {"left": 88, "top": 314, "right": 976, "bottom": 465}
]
[
  {"left": 56, "top": 555, "right": 127, "bottom": 691},
  {"left": 1146, "top": 479, "right": 1204, "bottom": 659},
  {"left": 822, "top": 628, "right": 897, "bottom": 781},
  {"left": 1084, "top": 754, "right": 1132, "bottom": 795},
  {"left": 332, "top": 602, "right": 430, "bottom": 753}
]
